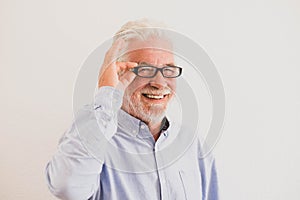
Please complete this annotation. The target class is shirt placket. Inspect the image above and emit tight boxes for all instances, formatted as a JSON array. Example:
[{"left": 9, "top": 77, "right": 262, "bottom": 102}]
[{"left": 153, "top": 132, "right": 170, "bottom": 200}]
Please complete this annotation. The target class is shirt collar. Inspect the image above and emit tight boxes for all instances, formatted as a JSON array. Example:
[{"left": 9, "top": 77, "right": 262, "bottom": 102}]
[{"left": 160, "top": 117, "right": 170, "bottom": 131}]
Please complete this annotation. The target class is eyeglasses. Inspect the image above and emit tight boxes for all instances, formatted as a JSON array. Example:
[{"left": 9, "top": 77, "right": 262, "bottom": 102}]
[{"left": 130, "top": 65, "right": 182, "bottom": 78}]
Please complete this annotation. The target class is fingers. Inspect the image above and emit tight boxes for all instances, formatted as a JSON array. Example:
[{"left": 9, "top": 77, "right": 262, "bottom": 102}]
[
  {"left": 116, "top": 61, "right": 138, "bottom": 72},
  {"left": 98, "top": 39, "right": 127, "bottom": 88},
  {"left": 98, "top": 39, "right": 138, "bottom": 90},
  {"left": 100, "top": 39, "right": 126, "bottom": 74},
  {"left": 115, "top": 61, "right": 138, "bottom": 91},
  {"left": 116, "top": 61, "right": 138, "bottom": 77},
  {"left": 116, "top": 70, "right": 137, "bottom": 91}
]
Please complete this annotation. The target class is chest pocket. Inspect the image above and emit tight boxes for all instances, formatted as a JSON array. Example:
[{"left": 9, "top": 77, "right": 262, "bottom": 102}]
[{"left": 179, "top": 170, "right": 202, "bottom": 200}]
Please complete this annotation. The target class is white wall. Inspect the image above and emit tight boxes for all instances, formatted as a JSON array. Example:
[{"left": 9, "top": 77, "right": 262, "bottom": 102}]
[{"left": 1, "top": 0, "right": 299, "bottom": 199}]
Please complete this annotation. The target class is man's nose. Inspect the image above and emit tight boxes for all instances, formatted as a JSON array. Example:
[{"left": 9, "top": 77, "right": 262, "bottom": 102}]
[{"left": 149, "top": 70, "right": 167, "bottom": 88}]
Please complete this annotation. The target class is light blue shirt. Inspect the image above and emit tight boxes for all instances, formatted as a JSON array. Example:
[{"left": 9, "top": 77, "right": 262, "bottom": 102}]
[{"left": 46, "top": 86, "right": 219, "bottom": 200}]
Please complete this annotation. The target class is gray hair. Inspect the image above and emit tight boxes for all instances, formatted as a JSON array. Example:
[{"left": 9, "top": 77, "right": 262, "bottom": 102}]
[
  {"left": 113, "top": 18, "right": 173, "bottom": 61},
  {"left": 113, "top": 18, "right": 169, "bottom": 42}
]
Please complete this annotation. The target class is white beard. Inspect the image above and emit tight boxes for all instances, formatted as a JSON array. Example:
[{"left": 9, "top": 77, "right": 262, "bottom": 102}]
[
  {"left": 122, "top": 94, "right": 167, "bottom": 124},
  {"left": 134, "top": 102, "right": 165, "bottom": 124}
]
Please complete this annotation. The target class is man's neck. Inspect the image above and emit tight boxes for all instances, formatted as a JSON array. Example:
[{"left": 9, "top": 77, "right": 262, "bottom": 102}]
[
  {"left": 147, "top": 116, "right": 169, "bottom": 141},
  {"left": 120, "top": 107, "right": 166, "bottom": 141},
  {"left": 147, "top": 121, "right": 163, "bottom": 141}
]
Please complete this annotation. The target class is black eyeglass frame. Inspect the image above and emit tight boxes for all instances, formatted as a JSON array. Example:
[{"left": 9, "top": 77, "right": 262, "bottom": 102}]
[{"left": 129, "top": 65, "right": 183, "bottom": 78}]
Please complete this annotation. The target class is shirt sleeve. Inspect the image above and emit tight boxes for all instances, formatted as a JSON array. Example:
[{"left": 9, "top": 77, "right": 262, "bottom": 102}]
[
  {"left": 45, "top": 86, "right": 123, "bottom": 200},
  {"left": 198, "top": 138, "right": 220, "bottom": 200}
]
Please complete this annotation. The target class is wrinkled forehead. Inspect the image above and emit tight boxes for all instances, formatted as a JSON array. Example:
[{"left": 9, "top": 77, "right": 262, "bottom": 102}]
[
  {"left": 127, "top": 37, "right": 173, "bottom": 51},
  {"left": 123, "top": 38, "right": 175, "bottom": 65}
]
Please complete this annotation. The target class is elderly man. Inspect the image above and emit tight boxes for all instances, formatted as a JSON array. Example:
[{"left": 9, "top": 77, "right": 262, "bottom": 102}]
[{"left": 46, "top": 19, "right": 219, "bottom": 200}]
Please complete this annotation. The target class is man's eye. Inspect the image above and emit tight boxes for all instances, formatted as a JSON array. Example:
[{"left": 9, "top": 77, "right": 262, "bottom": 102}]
[
  {"left": 163, "top": 68, "right": 177, "bottom": 75},
  {"left": 140, "top": 68, "right": 152, "bottom": 72},
  {"left": 138, "top": 67, "right": 155, "bottom": 73},
  {"left": 164, "top": 68, "right": 175, "bottom": 72}
]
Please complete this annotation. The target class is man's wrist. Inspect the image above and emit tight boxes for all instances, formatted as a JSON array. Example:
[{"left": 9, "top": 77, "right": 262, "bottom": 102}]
[{"left": 94, "top": 86, "right": 124, "bottom": 112}]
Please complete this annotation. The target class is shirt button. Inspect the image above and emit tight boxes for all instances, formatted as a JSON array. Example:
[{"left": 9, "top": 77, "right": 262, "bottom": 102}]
[
  {"left": 163, "top": 132, "right": 168, "bottom": 137},
  {"left": 141, "top": 125, "right": 145, "bottom": 129}
]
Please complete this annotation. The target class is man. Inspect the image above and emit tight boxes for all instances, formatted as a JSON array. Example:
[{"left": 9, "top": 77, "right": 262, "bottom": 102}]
[{"left": 46, "top": 19, "right": 219, "bottom": 200}]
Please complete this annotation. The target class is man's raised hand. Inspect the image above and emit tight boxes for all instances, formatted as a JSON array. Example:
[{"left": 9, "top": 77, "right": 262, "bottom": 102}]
[{"left": 98, "top": 39, "right": 137, "bottom": 91}]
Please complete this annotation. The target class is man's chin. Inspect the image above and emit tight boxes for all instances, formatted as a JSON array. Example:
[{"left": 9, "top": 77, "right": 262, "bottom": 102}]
[
  {"left": 138, "top": 108, "right": 166, "bottom": 124},
  {"left": 127, "top": 96, "right": 168, "bottom": 124}
]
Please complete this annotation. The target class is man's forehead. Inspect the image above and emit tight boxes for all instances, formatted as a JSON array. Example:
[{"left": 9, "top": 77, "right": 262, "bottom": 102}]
[
  {"left": 126, "top": 37, "right": 173, "bottom": 52},
  {"left": 125, "top": 49, "right": 175, "bottom": 66},
  {"left": 121, "top": 38, "right": 175, "bottom": 65}
]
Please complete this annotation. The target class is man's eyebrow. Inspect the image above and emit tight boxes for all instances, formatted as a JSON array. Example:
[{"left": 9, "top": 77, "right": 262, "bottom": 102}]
[
  {"left": 165, "top": 63, "right": 176, "bottom": 67},
  {"left": 138, "top": 62, "right": 151, "bottom": 65},
  {"left": 138, "top": 62, "right": 176, "bottom": 66}
]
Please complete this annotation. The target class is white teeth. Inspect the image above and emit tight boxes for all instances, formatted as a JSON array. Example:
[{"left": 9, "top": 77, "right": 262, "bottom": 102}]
[{"left": 145, "top": 94, "right": 164, "bottom": 99}]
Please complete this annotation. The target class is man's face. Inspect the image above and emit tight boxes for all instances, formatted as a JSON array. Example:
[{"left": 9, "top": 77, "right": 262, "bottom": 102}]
[{"left": 122, "top": 39, "right": 176, "bottom": 124}]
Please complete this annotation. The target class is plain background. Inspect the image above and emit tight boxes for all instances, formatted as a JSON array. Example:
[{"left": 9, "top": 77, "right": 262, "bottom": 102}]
[{"left": 1, "top": 0, "right": 299, "bottom": 199}]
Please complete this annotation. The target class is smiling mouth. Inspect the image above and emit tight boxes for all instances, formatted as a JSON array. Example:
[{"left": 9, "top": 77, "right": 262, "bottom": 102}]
[{"left": 142, "top": 93, "right": 169, "bottom": 100}]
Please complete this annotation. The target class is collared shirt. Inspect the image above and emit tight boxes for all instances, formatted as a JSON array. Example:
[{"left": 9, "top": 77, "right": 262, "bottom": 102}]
[{"left": 46, "top": 86, "right": 219, "bottom": 200}]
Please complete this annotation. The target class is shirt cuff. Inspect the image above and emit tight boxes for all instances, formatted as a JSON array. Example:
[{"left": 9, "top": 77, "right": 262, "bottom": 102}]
[{"left": 94, "top": 86, "right": 124, "bottom": 112}]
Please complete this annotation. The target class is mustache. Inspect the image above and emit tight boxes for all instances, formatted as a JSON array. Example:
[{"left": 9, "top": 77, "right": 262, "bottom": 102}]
[{"left": 140, "top": 86, "right": 172, "bottom": 95}]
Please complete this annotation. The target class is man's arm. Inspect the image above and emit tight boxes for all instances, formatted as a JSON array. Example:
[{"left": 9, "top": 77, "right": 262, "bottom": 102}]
[
  {"left": 45, "top": 38, "right": 137, "bottom": 200},
  {"left": 45, "top": 86, "right": 122, "bottom": 200}
]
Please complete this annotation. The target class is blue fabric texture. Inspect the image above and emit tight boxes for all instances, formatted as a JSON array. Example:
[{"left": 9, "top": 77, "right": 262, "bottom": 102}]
[{"left": 46, "top": 86, "right": 219, "bottom": 200}]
